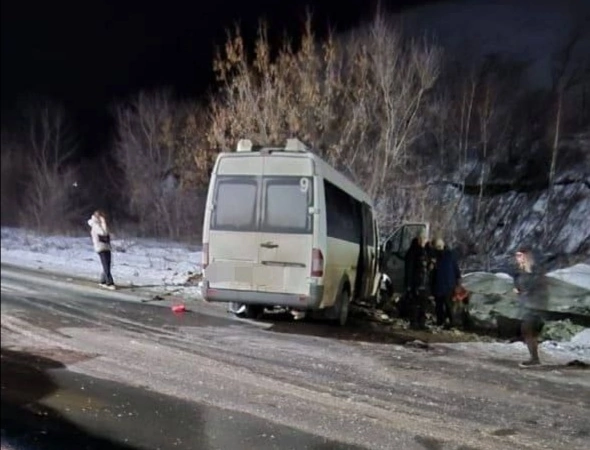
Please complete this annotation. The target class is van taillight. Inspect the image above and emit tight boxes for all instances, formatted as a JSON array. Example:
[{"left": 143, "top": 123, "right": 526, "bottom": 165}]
[
  {"left": 311, "top": 248, "right": 324, "bottom": 277},
  {"left": 202, "top": 243, "right": 209, "bottom": 269}
]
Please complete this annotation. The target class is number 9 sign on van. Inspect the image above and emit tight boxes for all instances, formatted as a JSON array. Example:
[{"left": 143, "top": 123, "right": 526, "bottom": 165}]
[{"left": 299, "top": 177, "right": 309, "bottom": 193}]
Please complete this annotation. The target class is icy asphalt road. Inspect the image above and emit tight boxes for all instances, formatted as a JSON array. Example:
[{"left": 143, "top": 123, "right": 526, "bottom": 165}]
[{"left": 1, "top": 265, "right": 589, "bottom": 450}]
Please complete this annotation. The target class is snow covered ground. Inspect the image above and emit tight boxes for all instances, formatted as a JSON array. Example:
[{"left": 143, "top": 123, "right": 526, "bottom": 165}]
[
  {"left": 1, "top": 227, "right": 588, "bottom": 362},
  {"left": 442, "top": 328, "right": 590, "bottom": 365},
  {"left": 0, "top": 227, "right": 203, "bottom": 293}
]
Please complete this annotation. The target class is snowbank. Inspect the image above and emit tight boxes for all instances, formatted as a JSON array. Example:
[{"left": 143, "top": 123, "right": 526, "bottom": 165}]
[
  {"left": 546, "top": 264, "right": 590, "bottom": 291},
  {"left": 461, "top": 266, "right": 590, "bottom": 341},
  {"left": 540, "top": 329, "right": 590, "bottom": 360}
]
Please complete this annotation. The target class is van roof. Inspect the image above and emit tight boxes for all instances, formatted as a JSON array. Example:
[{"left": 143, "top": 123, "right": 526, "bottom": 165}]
[{"left": 216, "top": 141, "right": 373, "bottom": 206}]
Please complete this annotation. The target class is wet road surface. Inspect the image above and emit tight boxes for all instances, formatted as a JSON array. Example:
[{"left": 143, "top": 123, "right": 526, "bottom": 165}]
[
  {"left": 2, "top": 348, "right": 363, "bottom": 450},
  {"left": 1, "top": 264, "right": 589, "bottom": 450}
]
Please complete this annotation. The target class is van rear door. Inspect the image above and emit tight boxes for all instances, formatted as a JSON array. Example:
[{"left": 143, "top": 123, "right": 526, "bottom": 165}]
[{"left": 254, "top": 157, "right": 314, "bottom": 295}]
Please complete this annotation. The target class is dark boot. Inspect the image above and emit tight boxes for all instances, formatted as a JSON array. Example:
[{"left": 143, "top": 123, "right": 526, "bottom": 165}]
[
  {"left": 521, "top": 318, "right": 543, "bottom": 366},
  {"left": 444, "top": 294, "right": 455, "bottom": 328},
  {"left": 415, "top": 291, "right": 427, "bottom": 329},
  {"left": 434, "top": 296, "right": 445, "bottom": 326}
]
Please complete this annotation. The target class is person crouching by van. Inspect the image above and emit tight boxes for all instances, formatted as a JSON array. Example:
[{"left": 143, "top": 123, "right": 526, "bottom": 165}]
[
  {"left": 432, "top": 238, "right": 461, "bottom": 328},
  {"left": 87, "top": 210, "right": 115, "bottom": 289},
  {"left": 513, "top": 248, "right": 548, "bottom": 367},
  {"left": 405, "top": 232, "right": 430, "bottom": 330}
]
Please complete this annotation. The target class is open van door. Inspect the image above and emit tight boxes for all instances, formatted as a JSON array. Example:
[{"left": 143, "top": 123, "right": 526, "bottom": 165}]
[
  {"left": 354, "top": 202, "right": 378, "bottom": 302},
  {"left": 380, "top": 222, "right": 429, "bottom": 294}
]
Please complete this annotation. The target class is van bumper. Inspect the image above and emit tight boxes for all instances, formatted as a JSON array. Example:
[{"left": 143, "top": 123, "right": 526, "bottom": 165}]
[{"left": 201, "top": 281, "right": 324, "bottom": 309}]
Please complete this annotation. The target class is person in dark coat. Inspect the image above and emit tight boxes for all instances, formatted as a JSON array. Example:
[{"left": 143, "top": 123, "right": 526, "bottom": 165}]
[
  {"left": 431, "top": 238, "right": 461, "bottom": 328},
  {"left": 404, "top": 233, "right": 430, "bottom": 329},
  {"left": 514, "top": 248, "right": 549, "bottom": 367},
  {"left": 397, "top": 237, "right": 418, "bottom": 320},
  {"left": 404, "top": 238, "right": 420, "bottom": 294}
]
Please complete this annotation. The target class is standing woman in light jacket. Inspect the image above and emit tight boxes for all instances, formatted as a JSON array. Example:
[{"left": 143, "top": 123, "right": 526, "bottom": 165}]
[
  {"left": 88, "top": 210, "right": 115, "bottom": 289},
  {"left": 514, "top": 248, "right": 548, "bottom": 367}
]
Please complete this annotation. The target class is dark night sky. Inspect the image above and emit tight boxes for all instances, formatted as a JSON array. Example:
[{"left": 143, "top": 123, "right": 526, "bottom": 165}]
[
  {"left": 1, "top": 0, "right": 440, "bottom": 152},
  {"left": 1, "top": 1, "right": 432, "bottom": 111},
  {"left": 2, "top": 0, "right": 587, "bottom": 154}
]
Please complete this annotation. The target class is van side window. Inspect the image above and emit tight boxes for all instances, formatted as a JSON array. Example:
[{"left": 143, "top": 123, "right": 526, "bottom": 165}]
[
  {"left": 211, "top": 176, "right": 258, "bottom": 231},
  {"left": 386, "top": 228, "right": 403, "bottom": 254},
  {"left": 324, "top": 180, "right": 361, "bottom": 244}
]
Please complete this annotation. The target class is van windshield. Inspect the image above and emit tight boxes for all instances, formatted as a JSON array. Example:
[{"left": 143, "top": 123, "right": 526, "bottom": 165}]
[{"left": 211, "top": 176, "right": 313, "bottom": 234}]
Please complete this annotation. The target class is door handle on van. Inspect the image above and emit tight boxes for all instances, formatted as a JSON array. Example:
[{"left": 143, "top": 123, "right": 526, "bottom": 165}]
[{"left": 260, "top": 242, "right": 279, "bottom": 249}]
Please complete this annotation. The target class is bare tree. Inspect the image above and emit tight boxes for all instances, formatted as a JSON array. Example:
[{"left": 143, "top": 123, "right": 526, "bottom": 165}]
[
  {"left": 114, "top": 90, "right": 175, "bottom": 236},
  {"left": 113, "top": 90, "right": 210, "bottom": 238},
  {"left": 174, "top": 102, "right": 215, "bottom": 189},
  {"left": 19, "top": 99, "right": 80, "bottom": 232},
  {"left": 363, "top": 16, "right": 441, "bottom": 198},
  {"left": 545, "top": 16, "right": 590, "bottom": 236},
  {"left": 209, "top": 10, "right": 441, "bottom": 205},
  {"left": 474, "top": 74, "right": 498, "bottom": 225},
  {"left": 1, "top": 128, "right": 28, "bottom": 225}
]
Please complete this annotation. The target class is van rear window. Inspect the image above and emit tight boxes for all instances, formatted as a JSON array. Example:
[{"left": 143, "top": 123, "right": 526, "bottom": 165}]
[
  {"left": 211, "top": 176, "right": 258, "bottom": 231},
  {"left": 262, "top": 177, "right": 313, "bottom": 234},
  {"left": 211, "top": 175, "right": 313, "bottom": 234}
]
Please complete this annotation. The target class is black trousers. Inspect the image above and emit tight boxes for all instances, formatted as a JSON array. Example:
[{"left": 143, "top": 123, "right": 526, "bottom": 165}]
[
  {"left": 98, "top": 250, "right": 114, "bottom": 285},
  {"left": 410, "top": 289, "right": 428, "bottom": 329},
  {"left": 435, "top": 293, "right": 454, "bottom": 326},
  {"left": 522, "top": 313, "right": 545, "bottom": 336}
]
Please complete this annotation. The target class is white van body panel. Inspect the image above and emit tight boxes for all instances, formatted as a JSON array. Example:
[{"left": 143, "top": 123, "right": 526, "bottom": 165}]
[{"left": 201, "top": 142, "right": 378, "bottom": 312}]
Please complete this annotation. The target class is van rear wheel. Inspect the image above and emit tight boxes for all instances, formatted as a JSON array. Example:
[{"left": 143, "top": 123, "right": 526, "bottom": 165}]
[
  {"left": 245, "top": 305, "right": 264, "bottom": 319},
  {"left": 337, "top": 290, "right": 350, "bottom": 327},
  {"left": 229, "top": 303, "right": 263, "bottom": 319}
]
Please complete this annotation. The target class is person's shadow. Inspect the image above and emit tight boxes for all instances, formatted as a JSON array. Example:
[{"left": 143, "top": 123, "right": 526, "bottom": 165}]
[{"left": 1, "top": 347, "right": 138, "bottom": 450}]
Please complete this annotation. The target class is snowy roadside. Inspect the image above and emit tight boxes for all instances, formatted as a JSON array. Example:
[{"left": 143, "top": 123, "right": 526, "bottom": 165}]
[
  {"left": 0, "top": 227, "right": 203, "bottom": 299},
  {"left": 438, "top": 329, "right": 590, "bottom": 365}
]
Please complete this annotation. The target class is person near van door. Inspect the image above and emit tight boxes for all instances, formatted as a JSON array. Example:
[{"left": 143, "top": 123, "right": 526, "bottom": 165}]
[
  {"left": 513, "top": 248, "right": 548, "bottom": 367},
  {"left": 432, "top": 238, "right": 461, "bottom": 328},
  {"left": 405, "top": 232, "right": 430, "bottom": 329},
  {"left": 426, "top": 238, "right": 437, "bottom": 302},
  {"left": 87, "top": 210, "right": 115, "bottom": 289},
  {"left": 400, "top": 237, "right": 419, "bottom": 320}
]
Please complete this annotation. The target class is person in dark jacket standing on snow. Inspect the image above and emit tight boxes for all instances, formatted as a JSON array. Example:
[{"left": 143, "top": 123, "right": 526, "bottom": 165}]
[
  {"left": 432, "top": 238, "right": 461, "bottom": 328},
  {"left": 405, "top": 232, "right": 430, "bottom": 329},
  {"left": 514, "top": 248, "right": 548, "bottom": 367},
  {"left": 88, "top": 210, "right": 115, "bottom": 289}
]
